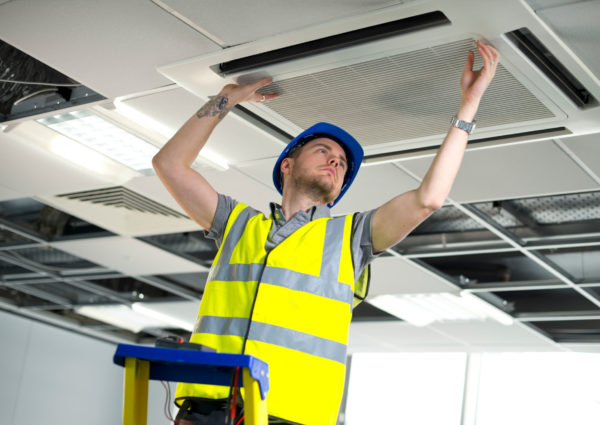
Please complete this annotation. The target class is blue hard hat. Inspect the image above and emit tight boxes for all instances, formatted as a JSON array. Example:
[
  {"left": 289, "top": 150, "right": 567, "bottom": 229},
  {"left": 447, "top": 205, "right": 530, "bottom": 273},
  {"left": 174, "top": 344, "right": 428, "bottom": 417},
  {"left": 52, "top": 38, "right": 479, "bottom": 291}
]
[{"left": 272, "top": 122, "right": 363, "bottom": 207}]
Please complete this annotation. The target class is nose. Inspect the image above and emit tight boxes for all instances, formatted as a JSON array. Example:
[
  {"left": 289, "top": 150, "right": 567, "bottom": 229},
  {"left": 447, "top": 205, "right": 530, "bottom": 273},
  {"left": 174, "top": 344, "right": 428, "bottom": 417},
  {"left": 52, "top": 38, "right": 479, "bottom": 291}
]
[{"left": 328, "top": 156, "right": 340, "bottom": 168}]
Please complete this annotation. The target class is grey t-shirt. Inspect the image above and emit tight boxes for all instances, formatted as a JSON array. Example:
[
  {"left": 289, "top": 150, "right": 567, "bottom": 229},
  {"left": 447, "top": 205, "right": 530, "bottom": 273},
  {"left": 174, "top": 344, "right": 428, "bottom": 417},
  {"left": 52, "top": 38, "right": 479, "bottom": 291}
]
[{"left": 206, "top": 194, "right": 379, "bottom": 280}]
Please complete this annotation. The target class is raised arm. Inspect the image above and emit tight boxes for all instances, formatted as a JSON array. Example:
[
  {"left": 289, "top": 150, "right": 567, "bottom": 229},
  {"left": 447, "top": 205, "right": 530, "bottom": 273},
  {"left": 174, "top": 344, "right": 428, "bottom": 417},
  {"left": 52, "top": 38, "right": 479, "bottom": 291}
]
[
  {"left": 371, "top": 41, "right": 500, "bottom": 253},
  {"left": 152, "top": 78, "right": 277, "bottom": 230}
]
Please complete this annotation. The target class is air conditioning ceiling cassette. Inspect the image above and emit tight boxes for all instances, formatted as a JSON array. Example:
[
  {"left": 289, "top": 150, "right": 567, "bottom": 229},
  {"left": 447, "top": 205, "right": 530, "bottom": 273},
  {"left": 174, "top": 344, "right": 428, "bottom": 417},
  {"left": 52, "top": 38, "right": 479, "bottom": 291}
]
[{"left": 157, "top": 3, "right": 576, "bottom": 155}]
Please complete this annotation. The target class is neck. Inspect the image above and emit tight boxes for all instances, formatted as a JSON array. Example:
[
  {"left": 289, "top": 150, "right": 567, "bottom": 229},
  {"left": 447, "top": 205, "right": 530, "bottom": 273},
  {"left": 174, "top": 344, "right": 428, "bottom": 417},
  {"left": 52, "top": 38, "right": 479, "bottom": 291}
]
[{"left": 280, "top": 191, "right": 328, "bottom": 220}]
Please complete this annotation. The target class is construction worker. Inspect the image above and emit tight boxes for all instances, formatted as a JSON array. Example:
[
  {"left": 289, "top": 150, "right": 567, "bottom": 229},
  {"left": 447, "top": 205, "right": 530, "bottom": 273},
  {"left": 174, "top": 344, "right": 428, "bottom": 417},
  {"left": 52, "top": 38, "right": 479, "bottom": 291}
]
[{"left": 153, "top": 40, "right": 500, "bottom": 425}]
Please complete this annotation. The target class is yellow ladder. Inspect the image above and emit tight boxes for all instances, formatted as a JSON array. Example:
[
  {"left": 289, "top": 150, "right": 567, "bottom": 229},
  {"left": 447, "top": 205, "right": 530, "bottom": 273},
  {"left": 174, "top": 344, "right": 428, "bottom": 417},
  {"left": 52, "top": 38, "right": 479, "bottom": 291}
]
[{"left": 113, "top": 344, "right": 269, "bottom": 425}]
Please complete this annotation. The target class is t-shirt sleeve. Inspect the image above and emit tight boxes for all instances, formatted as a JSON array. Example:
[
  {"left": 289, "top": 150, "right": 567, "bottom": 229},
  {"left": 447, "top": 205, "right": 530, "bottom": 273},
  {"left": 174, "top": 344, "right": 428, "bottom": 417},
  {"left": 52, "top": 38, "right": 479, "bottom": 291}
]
[
  {"left": 204, "top": 193, "right": 238, "bottom": 247},
  {"left": 351, "top": 209, "right": 382, "bottom": 279}
]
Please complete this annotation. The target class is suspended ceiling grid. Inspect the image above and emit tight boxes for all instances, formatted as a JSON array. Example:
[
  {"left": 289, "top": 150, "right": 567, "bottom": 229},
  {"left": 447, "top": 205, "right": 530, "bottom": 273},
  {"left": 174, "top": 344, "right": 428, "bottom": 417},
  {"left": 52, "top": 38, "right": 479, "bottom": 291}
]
[{"left": 1, "top": 187, "right": 600, "bottom": 347}]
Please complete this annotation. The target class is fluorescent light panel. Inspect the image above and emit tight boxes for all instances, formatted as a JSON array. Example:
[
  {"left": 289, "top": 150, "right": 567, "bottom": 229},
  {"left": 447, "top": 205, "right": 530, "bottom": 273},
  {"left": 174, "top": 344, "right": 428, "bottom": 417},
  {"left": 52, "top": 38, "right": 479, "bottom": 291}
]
[
  {"left": 131, "top": 302, "right": 195, "bottom": 332},
  {"left": 76, "top": 304, "right": 168, "bottom": 333},
  {"left": 369, "top": 292, "right": 514, "bottom": 327},
  {"left": 37, "top": 110, "right": 158, "bottom": 173}
]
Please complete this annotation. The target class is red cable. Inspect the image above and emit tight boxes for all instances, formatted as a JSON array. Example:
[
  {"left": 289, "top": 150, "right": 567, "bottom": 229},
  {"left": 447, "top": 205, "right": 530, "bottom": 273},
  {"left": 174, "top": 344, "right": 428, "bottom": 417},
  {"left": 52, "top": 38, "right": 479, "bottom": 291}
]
[
  {"left": 230, "top": 367, "right": 240, "bottom": 422},
  {"left": 236, "top": 415, "right": 245, "bottom": 425}
]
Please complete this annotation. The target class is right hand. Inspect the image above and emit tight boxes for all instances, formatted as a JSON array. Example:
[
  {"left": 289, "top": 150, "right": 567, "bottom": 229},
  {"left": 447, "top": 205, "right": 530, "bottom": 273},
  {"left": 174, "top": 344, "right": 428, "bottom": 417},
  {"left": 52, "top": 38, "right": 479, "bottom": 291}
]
[{"left": 220, "top": 77, "right": 279, "bottom": 105}]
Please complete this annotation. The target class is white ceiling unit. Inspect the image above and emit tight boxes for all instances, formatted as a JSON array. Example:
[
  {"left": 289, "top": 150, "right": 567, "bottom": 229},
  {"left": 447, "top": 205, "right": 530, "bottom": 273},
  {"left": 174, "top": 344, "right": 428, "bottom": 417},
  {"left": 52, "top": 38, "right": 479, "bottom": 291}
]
[{"left": 156, "top": 0, "right": 600, "bottom": 158}]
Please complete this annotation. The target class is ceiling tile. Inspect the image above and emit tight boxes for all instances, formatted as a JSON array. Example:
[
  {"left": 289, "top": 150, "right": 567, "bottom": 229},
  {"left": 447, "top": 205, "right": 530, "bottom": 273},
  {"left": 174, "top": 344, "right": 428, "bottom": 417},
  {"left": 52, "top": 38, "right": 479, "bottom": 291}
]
[
  {"left": 334, "top": 163, "right": 419, "bottom": 215},
  {"left": 119, "top": 88, "right": 285, "bottom": 163},
  {"left": 536, "top": 1, "right": 600, "bottom": 80},
  {"left": 0, "top": 132, "right": 114, "bottom": 198},
  {"left": 202, "top": 166, "right": 280, "bottom": 216},
  {"left": 0, "top": 0, "right": 220, "bottom": 97},
  {"left": 369, "top": 256, "right": 458, "bottom": 296},
  {"left": 156, "top": 0, "right": 406, "bottom": 46},
  {"left": 0, "top": 183, "right": 23, "bottom": 202},
  {"left": 400, "top": 140, "right": 599, "bottom": 203},
  {"left": 561, "top": 133, "right": 600, "bottom": 182},
  {"left": 51, "top": 236, "right": 207, "bottom": 276}
]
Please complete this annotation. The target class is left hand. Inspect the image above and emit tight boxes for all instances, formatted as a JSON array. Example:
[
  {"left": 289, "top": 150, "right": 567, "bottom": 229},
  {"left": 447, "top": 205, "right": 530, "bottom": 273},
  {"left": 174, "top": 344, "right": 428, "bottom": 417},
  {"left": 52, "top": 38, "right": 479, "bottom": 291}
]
[{"left": 460, "top": 40, "right": 500, "bottom": 105}]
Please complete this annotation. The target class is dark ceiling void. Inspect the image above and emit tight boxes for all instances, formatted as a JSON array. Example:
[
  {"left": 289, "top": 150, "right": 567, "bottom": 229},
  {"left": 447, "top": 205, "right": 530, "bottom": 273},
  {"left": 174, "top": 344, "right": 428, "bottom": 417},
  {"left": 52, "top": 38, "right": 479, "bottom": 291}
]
[
  {"left": 528, "top": 319, "right": 600, "bottom": 343},
  {"left": 0, "top": 39, "right": 104, "bottom": 122},
  {"left": 0, "top": 197, "right": 113, "bottom": 243},
  {"left": 484, "top": 288, "right": 600, "bottom": 317},
  {"left": 1, "top": 188, "right": 599, "bottom": 346},
  {"left": 352, "top": 300, "right": 401, "bottom": 322},
  {"left": 139, "top": 231, "right": 219, "bottom": 268},
  {"left": 418, "top": 251, "right": 560, "bottom": 287}
]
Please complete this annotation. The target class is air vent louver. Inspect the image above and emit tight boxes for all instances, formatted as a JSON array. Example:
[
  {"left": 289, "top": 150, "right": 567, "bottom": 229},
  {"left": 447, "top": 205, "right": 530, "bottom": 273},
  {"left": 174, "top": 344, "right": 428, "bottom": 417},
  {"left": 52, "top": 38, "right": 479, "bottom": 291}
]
[
  {"left": 58, "top": 187, "right": 188, "bottom": 219},
  {"left": 259, "top": 38, "right": 555, "bottom": 146}
]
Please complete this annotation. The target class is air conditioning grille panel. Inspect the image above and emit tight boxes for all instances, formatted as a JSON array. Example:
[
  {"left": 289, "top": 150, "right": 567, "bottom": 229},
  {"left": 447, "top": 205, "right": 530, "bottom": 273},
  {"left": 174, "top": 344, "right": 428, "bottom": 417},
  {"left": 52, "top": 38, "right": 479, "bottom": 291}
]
[
  {"left": 58, "top": 187, "right": 188, "bottom": 219},
  {"left": 259, "top": 39, "right": 555, "bottom": 146}
]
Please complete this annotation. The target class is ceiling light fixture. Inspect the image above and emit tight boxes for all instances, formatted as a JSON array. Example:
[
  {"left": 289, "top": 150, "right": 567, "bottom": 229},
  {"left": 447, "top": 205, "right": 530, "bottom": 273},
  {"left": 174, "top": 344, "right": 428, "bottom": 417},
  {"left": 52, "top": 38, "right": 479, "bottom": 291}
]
[
  {"left": 37, "top": 110, "right": 158, "bottom": 174},
  {"left": 131, "top": 302, "right": 194, "bottom": 331},
  {"left": 76, "top": 304, "right": 170, "bottom": 333},
  {"left": 368, "top": 292, "right": 514, "bottom": 327}
]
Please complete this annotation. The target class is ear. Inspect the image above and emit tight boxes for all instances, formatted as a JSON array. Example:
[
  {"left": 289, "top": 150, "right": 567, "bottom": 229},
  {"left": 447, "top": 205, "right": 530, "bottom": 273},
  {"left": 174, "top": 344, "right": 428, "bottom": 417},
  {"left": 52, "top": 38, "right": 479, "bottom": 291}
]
[{"left": 281, "top": 157, "right": 293, "bottom": 176}]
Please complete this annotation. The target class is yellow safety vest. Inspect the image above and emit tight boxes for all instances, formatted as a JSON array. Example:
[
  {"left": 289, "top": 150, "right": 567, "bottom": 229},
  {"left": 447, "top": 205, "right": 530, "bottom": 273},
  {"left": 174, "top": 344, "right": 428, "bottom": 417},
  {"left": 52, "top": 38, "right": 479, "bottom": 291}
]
[{"left": 176, "top": 203, "right": 369, "bottom": 425}]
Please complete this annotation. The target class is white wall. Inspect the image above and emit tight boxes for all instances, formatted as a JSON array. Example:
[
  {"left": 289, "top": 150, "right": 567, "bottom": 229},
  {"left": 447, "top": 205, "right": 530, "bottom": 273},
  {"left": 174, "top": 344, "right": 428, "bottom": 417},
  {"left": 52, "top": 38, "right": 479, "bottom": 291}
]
[
  {"left": 344, "top": 351, "right": 600, "bottom": 425},
  {"left": 0, "top": 309, "right": 175, "bottom": 425}
]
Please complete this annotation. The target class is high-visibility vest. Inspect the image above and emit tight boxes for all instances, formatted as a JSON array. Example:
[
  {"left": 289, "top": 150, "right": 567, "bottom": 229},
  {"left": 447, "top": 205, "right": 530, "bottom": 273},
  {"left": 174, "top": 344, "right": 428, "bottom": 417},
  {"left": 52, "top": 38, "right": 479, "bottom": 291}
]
[{"left": 176, "top": 202, "right": 369, "bottom": 425}]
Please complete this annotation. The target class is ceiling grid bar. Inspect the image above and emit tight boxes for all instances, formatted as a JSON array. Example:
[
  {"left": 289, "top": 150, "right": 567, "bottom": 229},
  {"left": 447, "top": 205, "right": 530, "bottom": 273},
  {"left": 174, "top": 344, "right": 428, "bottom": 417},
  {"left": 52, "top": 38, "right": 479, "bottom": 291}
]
[
  {"left": 553, "top": 139, "right": 600, "bottom": 185},
  {"left": 394, "top": 163, "right": 600, "bottom": 310}
]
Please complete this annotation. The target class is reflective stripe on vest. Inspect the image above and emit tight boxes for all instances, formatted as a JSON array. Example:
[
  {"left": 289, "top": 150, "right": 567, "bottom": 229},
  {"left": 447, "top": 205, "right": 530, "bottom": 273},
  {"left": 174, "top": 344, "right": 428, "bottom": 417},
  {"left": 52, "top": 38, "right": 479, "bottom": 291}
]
[
  {"left": 196, "top": 315, "right": 347, "bottom": 364},
  {"left": 176, "top": 203, "right": 356, "bottom": 425}
]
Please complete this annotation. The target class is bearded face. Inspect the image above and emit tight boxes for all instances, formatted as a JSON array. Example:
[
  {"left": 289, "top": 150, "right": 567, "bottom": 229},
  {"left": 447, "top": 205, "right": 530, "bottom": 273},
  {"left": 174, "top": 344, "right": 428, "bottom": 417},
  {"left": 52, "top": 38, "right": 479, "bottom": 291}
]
[
  {"left": 281, "top": 138, "right": 348, "bottom": 205},
  {"left": 290, "top": 167, "right": 338, "bottom": 204}
]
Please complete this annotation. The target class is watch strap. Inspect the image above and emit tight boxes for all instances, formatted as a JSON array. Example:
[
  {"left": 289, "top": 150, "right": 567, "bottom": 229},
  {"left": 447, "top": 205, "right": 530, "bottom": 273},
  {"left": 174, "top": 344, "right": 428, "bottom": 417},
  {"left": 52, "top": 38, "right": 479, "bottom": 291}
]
[{"left": 450, "top": 116, "right": 476, "bottom": 134}]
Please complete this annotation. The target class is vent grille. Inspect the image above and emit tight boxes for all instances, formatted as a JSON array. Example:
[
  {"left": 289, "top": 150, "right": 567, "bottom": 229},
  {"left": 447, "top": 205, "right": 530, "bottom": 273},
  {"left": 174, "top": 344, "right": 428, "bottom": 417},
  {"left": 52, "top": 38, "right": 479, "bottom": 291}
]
[
  {"left": 58, "top": 187, "right": 188, "bottom": 219},
  {"left": 260, "top": 39, "right": 555, "bottom": 146}
]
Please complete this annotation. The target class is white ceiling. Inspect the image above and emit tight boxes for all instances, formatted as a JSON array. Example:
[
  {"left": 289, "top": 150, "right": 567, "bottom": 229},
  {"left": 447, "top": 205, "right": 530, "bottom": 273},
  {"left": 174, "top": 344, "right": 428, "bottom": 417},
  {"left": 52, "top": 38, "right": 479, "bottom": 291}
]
[{"left": 1, "top": 0, "right": 600, "bottom": 352}]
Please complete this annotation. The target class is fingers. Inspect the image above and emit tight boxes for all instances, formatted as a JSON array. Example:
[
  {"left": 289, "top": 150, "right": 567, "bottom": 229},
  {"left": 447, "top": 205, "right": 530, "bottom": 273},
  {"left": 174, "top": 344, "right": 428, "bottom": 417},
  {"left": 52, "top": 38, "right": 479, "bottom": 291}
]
[
  {"left": 464, "top": 50, "right": 475, "bottom": 74},
  {"left": 251, "top": 77, "right": 274, "bottom": 90},
  {"left": 476, "top": 40, "right": 500, "bottom": 72},
  {"left": 258, "top": 93, "right": 280, "bottom": 102},
  {"left": 251, "top": 77, "right": 279, "bottom": 103}
]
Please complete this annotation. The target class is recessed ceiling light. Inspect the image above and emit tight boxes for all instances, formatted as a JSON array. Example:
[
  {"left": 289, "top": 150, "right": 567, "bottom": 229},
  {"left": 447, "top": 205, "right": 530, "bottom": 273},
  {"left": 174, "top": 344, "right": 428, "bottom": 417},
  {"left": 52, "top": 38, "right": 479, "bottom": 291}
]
[
  {"left": 76, "top": 304, "right": 170, "bottom": 333},
  {"left": 368, "top": 292, "right": 514, "bottom": 327},
  {"left": 37, "top": 110, "right": 158, "bottom": 174}
]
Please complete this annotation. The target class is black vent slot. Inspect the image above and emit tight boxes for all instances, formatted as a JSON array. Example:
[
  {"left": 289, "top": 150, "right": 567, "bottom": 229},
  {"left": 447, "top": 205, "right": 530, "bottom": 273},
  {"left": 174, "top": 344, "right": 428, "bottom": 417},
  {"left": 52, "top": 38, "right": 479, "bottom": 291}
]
[
  {"left": 506, "top": 28, "right": 594, "bottom": 108},
  {"left": 218, "top": 11, "right": 450, "bottom": 75},
  {"left": 364, "top": 127, "right": 571, "bottom": 162}
]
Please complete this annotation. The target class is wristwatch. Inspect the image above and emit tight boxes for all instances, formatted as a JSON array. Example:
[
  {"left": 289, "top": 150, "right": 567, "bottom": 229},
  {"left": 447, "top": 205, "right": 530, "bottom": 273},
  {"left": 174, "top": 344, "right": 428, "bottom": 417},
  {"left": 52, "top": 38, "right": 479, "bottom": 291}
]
[{"left": 450, "top": 116, "right": 476, "bottom": 135}]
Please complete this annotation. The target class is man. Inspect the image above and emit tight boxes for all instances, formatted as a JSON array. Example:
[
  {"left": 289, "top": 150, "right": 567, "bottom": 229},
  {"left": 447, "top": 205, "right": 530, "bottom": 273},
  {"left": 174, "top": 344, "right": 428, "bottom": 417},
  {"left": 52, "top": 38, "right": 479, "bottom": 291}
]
[{"left": 153, "top": 40, "right": 499, "bottom": 425}]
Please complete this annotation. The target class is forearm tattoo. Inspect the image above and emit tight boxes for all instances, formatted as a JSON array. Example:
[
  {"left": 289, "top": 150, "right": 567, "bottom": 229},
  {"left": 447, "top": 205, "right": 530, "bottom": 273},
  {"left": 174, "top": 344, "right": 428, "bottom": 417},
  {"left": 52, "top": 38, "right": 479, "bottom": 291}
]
[{"left": 196, "top": 94, "right": 230, "bottom": 120}]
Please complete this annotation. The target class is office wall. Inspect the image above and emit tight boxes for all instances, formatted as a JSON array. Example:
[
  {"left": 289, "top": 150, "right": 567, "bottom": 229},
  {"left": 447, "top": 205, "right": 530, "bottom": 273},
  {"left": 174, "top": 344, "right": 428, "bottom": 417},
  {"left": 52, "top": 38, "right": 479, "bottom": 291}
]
[{"left": 0, "top": 309, "right": 174, "bottom": 425}]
